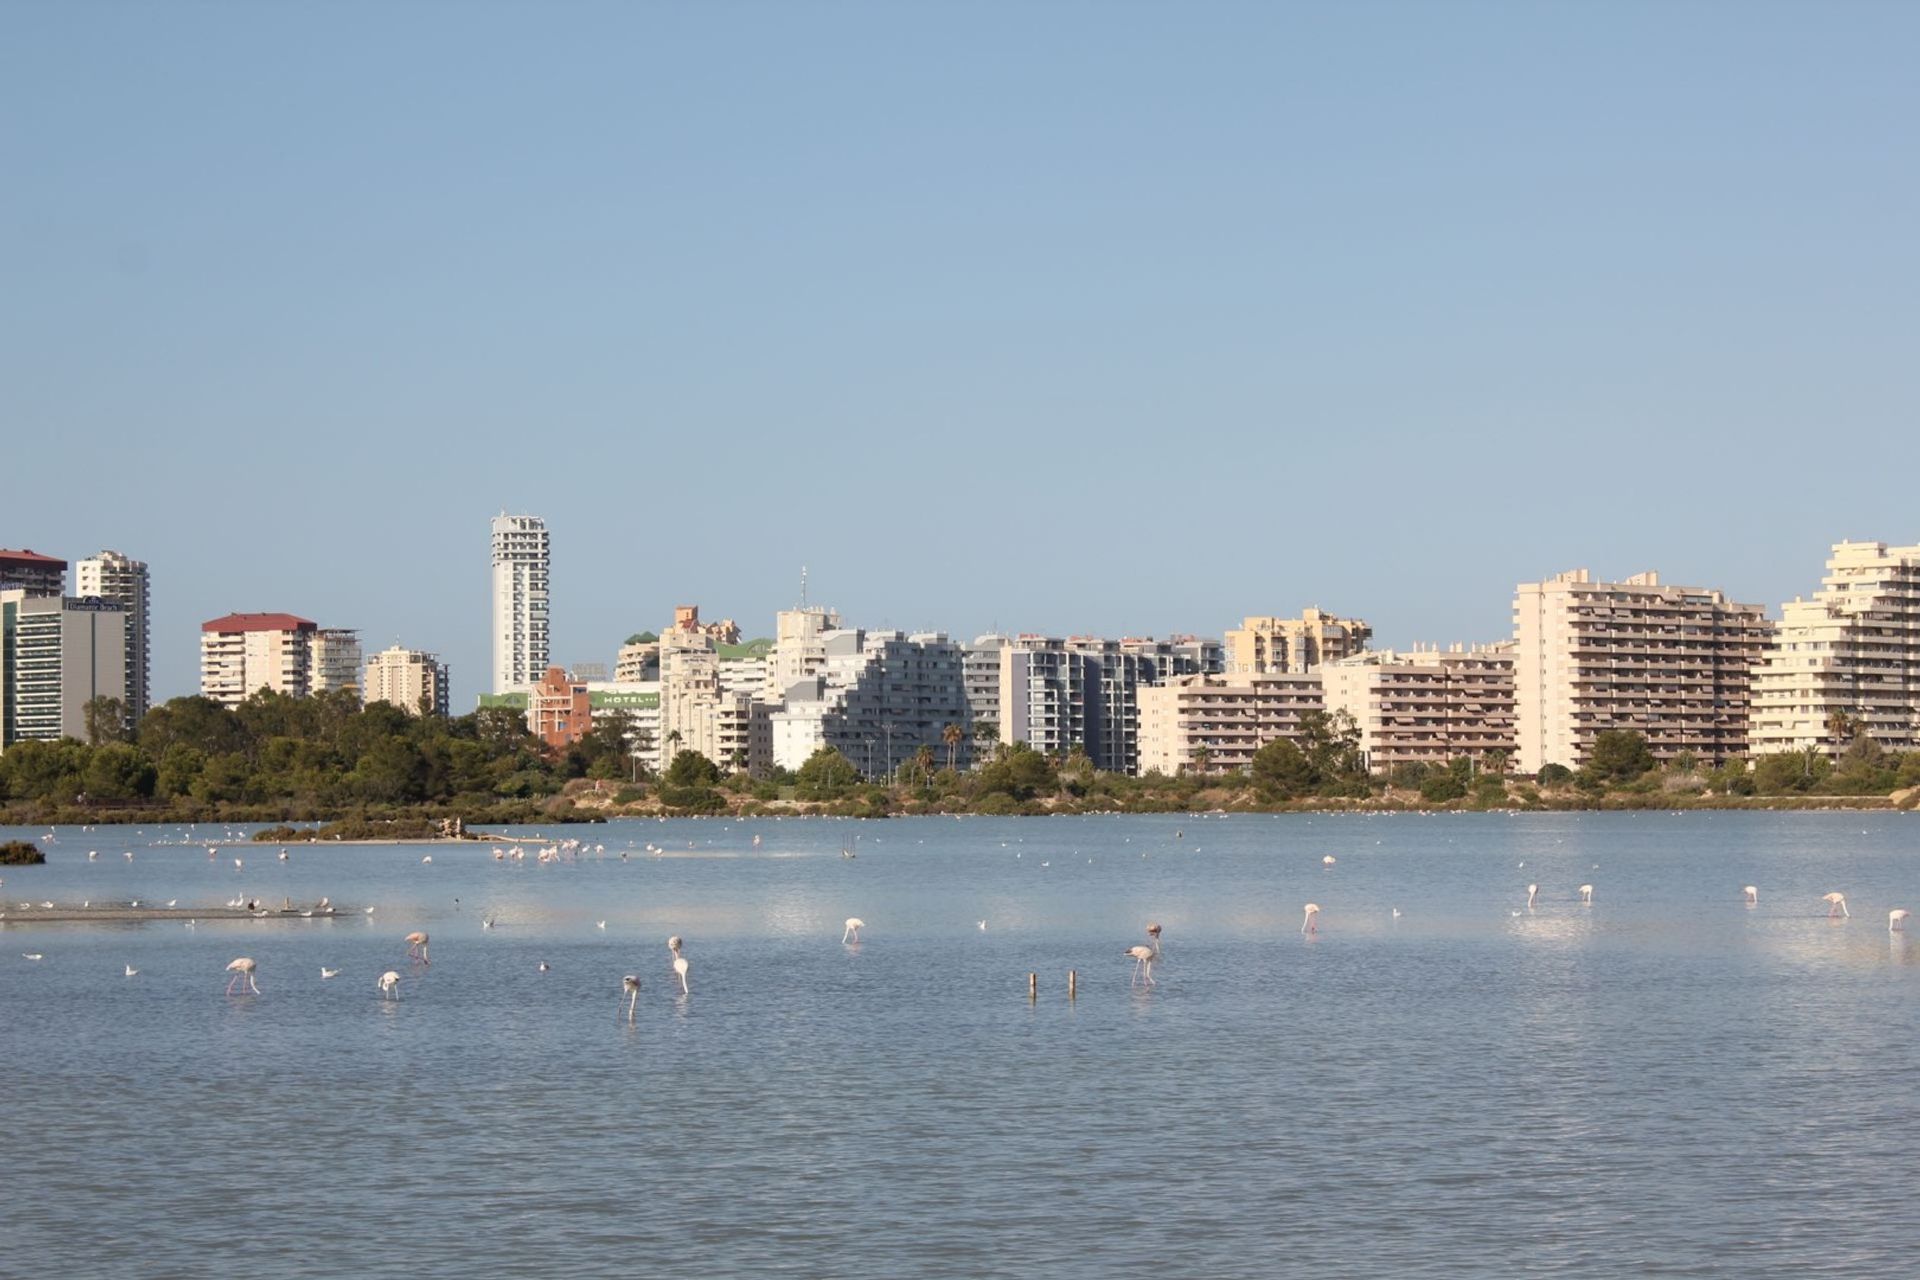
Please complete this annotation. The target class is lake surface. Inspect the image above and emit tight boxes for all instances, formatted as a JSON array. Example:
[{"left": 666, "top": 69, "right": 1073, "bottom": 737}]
[{"left": 2, "top": 811, "right": 1916, "bottom": 1278}]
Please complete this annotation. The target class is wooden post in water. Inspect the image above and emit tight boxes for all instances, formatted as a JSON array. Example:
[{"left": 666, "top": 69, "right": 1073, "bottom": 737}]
[
  {"left": 1027, "top": 972, "right": 1038, "bottom": 1002},
  {"left": 1067, "top": 969, "right": 1078, "bottom": 1000}
]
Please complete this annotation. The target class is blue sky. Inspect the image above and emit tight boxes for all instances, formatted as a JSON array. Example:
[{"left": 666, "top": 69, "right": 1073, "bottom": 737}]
[{"left": 5, "top": 2, "right": 1917, "bottom": 708}]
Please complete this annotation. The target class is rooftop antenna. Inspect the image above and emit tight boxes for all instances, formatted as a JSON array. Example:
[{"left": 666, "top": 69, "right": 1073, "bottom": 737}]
[{"left": 799, "top": 565, "right": 808, "bottom": 609}]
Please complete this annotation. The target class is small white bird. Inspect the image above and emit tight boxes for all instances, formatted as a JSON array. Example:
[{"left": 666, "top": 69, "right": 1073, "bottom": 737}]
[
  {"left": 1391, "top": 907, "right": 1402, "bottom": 919},
  {"left": 167, "top": 899, "right": 177, "bottom": 908},
  {"left": 977, "top": 920, "right": 988, "bottom": 931},
  {"left": 124, "top": 964, "right": 138, "bottom": 978},
  {"left": 596, "top": 920, "right": 607, "bottom": 931},
  {"left": 278, "top": 850, "right": 289, "bottom": 862},
  {"left": 1323, "top": 855, "right": 1336, "bottom": 867},
  {"left": 234, "top": 858, "right": 243, "bottom": 869},
  {"left": 321, "top": 967, "right": 341, "bottom": 979},
  {"left": 421, "top": 855, "right": 433, "bottom": 865},
  {"left": 22, "top": 953, "right": 44, "bottom": 961},
  {"left": 538, "top": 961, "right": 550, "bottom": 972}
]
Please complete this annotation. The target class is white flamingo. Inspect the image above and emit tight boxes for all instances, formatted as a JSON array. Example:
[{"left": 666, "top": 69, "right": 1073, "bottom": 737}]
[
  {"left": 622, "top": 974, "right": 641, "bottom": 1019},
  {"left": 1302, "top": 903, "right": 1321, "bottom": 933},
  {"left": 1125, "top": 944, "right": 1156, "bottom": 986},
  {"left": 1743, "top": 885, "right": 1758, "bottom": 905},
  {"left": 377, "top": 971, "right": 400, "bottom": 1000},
  {"left": 1578, "top": 884, "right": 1593, "bottom": 904},
  {"left": 224, "top": 957, "right": 260, "bottom": 995},
  {"left": 668, "top": 936, "right": 690, "bottom": 994},
  {"left": 1526, "top": 884, "right": 1539, "bottom": 909},
  {"left": 842, "top": 917, "right": 865, "bottom": 944},
  {"left": 1890, "top": 908, "right": 1910, "bottom": 932},
  {"left": 1823, "top": 892, "right": 1849, "bottom": 919}
]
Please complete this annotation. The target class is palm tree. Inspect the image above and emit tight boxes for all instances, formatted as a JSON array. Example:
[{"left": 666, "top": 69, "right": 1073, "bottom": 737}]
[
  {"left": 914, "top": 745, "right": 937, "bottom": 790},
  {"left": 942, "top": 722, "right": 963, "bottom": 774},
  {"left": 1190, "top": 744, "right": 1213, "bottom": 776},
  {"left": 972, "top": 720, "right": 999, "bottom": 767}
]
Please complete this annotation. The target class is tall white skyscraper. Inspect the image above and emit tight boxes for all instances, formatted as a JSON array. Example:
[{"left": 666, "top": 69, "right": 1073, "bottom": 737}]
[
  {"left": 491, "top": 514, "right": 550, "bottom": 693},
  {"left": 76, "top": 549, "right": 150, "bottom": 725}
]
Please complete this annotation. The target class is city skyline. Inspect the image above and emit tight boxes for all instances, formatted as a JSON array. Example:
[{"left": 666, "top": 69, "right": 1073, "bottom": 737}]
[{"left": 6, "top": 4, "right": 1918, "bottom": 709}]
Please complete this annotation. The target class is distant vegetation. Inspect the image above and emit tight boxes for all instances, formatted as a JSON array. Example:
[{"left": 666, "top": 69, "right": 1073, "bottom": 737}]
[{"left": 1, "top": 696, "right": 1914, "bottom": 827}]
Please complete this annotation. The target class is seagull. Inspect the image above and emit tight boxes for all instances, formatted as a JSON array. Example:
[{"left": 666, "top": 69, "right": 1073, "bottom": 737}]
[
  {"left": 538, "top": 961, "right": 550, "bottom": 972},
  {"left": 124, "top": 964, "right": 138, "bottom": 978},
  {"left": 22, "top": 953, "right": 43, "bottom": 961},
  {"left": 321, "top": 967, "right": 341, "bottom": 979},
  {"left": 977, "top": 920, "right": 988, "bottom": 931},
  {"left": 596, "top": 920, "right": 607, "bottom": 931},
  {"left": 421, "top": 855, "right": 433, "bottom": 864}
]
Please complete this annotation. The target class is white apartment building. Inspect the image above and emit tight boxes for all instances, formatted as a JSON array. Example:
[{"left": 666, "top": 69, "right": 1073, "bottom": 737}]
[
  {"left": 997, "top": 636, "right": 1150, "bottom": 775},
  {"left": 1321, "top": 644, "right": 1517, "bottom": 773},
  {"left": 1513, "top": 570, "right": 1771, "bottom": 773},
  {"left": 962, "top": 634, "right": 1009, "bottom": 747},
  {"left": 1750, "top": 540, "right": 1920, "bottom": 757},
  {"left": 1137, "top": 672, "right": 1325, "bottom": 776},
  {"left": 363, "top": 646, "right": 451, "bottom": 717},
  {"left": 766, "top": 606, "right": 843, "bottom": 698},
  {"left": 1225, "top": 609, "right": 1371, "bottom": 674},
  {"left": 659, "top": 624, "right": 769, "bottom": 774},
  {"left": 0, "top": 590, "right": 127, "bottom": 746},
  {"left": 76, "top": 549, "right": 149, "bottom": 725},
  {"left": 769, "top": 630, "right": 970, "bottom": 777},
  {"left": 490, "top": 513, "right": 550, "bottom": 693},
  {"left": 200, "top": 613, "right": 360, "bottom": 707}
]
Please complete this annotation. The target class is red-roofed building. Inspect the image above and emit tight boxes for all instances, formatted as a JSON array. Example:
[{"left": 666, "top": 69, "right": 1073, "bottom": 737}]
[
  {"left": 0, "top": 549, "right": 67, "bottom": 597},
  {"left": 200, "top": 612, "right": 360, "bottom": 707}
]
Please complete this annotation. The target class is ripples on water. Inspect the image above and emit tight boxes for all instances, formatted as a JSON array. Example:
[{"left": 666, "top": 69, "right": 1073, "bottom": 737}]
[{"left": 2, "top": 812, "right": 1916, "bottom": 1277}]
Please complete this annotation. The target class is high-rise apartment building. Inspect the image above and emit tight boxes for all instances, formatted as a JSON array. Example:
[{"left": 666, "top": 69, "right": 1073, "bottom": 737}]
[
  {"left": 997, "top": 636, "right": 1151, "bottom": 774},
  {"left": 1321, "top": 644, "right": 1517, "bottom": 773},
  {"left": 1513, "top": 570, "right": 1771, "bottom": 773},
  {"left": 490, "top": 514, "right": 550, "bottom": 693},
  {"left": 770, "top": 630, "right": 970, "bottom": 778},
  {"left": 0, "top": 589, "right": 127, "bottom": 746},
  {"left": 1136, "top": 672, "right": 1325, "bottom": 776},
  {"left": 0, "top": 549, "right": 67, "bottom": 598},
  {"left": 363, "top": 646, "right": 451, "bottom": 717},
  {"left": 310, "top": 629, "right": 363, "bottom": 700},
  {"left": 962, "top": 634, "right": 1009, "bottom": 744},
  {"left": 200, "top": 613, "right": 359, "bottom": 707},
  {"left": 766, "top": 606, "right": 843, "bottom": 698},
  {"left": 1750, "top": 541, "right": 1920, "bottom": 758},
  {"left": 1226, "top": 609, "right": 1371, "bottom": 674},
  {"left": 75, "top": 550, "right": 149, "bottom": 725}
]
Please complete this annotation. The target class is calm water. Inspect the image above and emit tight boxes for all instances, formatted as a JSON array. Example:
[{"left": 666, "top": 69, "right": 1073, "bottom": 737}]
[{"left": 2, "top": 811, "right": 1917, "bottom": 1278}]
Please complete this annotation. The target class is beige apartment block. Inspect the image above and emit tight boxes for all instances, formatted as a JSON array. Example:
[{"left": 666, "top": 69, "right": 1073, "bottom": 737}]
[
  {"left": 363, "top": 645, "right": 450, "bottom": 717},
  {"left": 201, "top": 613, "right": 316, "bottom": 706},
  {"left": 659, "top": 622, "right": 769, "bottom": 773},
  {"left": 1137, "top": 672, "right": 1325, "bottom": 775},
  {"left": 1750, "top": 541, "right": 1920, "bottom": 757},
  {"left": 310, "top": 628, "right": 362, "bottom": 700},
  {"left": 1513, "top": 570, "right": 1771, "bottom": 773},
  {"left": 1322, "top": 644, "right": 1516, "bottom": 773},
  {"left": 1225, "top": 608, "right": 1371, "bottom": 675}
]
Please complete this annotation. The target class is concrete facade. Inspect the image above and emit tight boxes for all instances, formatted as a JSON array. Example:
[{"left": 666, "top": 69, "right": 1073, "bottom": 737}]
[
  {"left": 310, "top": 628, "right": 362, "bottom": 701},
  {"left": 1321, "top": 644, "right": 1516, "bottom": 773},
  {"left": 1513, "top": 570, "right": 1771, "bottom": 773},
  {"left": 76, "top": 550, "right": 149, "bottom": 726},
  {"left": 0, "top": 549, "right": 66, "bottom": 598},
  {"left": 1225, "top": 609, "right": 1370, "bottom": 675},
  {"left": 1750, "top": 541, "right": 1920, "bottom": 757},
  {"left": 363, "top": 646, "right": 451, "bottom": 717},
  {"left": 1136, "top": 672, "right": 1325, "bottom": 776},
  {"left": 490, "top": 514, "right": 549, "bottom": 693},
  {"left": 200, "top": 613, "right": 317, "bottom": 706},
  {"left": 997, "top": 636, "right": 1149, "bottom": 775},
  {"left": 768, "top": 630, "right": 970, "bottom": 778},
  {"left": 766, "top": 606, "right": 843, "bottom": 698},
  {"left": 0, "top": 590, "right": 127, "bottom": 746}
]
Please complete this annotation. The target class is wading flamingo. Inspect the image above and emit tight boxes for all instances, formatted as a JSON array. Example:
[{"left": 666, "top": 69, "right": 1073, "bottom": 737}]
[
  {"left": 1823, "top": 892, "right": 1849, "bottom": 919},
  {"left": 1302, "top": 903, "right": 1321, "bottom": 934},
  {"left": 842, "top": 917, "right": 864, "bottom": 944},
  {"left": 1126, "top": 944, "right": 1156, "bottom": 986},
  {"left": 1146, "top": 922, "right": 1162, "bottom": 956},
  {"left": 1744, "top": 885, "right": 1759, "bottom": 906},
  {"left": 1578, "top": 884, "right": 1593, "bottom": 905},
  {"left": 377, "top": 971, "right": 400, "bottom": 1001},
  {"left": 623, "top": 974, "right": 641, "bottom": 1019},
  {"left": 1526, "top": 884, "right": 1539, "bottom": 909},
  {"left": 406, "top": 931, "right": 430, "bottom": 963},
  {"left": 225, "top": 957, "right": 260, "bottom": 995},
  {"left": 668, "top": 937, "right": 690, "bottom": 994},
  {"left": 1891, "top": 908, "right": 1910, "bottom": 932}
]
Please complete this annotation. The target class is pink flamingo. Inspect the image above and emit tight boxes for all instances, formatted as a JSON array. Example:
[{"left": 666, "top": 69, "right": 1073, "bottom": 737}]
[
  {"left": 224, "top": 957, "right": 260, "bottom": 995},
  {"left": 1890, "top": 908, "right": 1910, "bottom": 932},
  {"left": 406, "top": 931, "right": 430, "bottom": 963},
  {"left": 1823, "top": 893, "right": 1849, "bottom": 919},
  {"left": 1125, "top": 944, "right": 1156, "bottom": 985},
  {"left": 377, "top": 971, "right": 400, "bottom": 1000},
  {"left": 1301, "top": 903, "right": 1321, "bottom": 933}
]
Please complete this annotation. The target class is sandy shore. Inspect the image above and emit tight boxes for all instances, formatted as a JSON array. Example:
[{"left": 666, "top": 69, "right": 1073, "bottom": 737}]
[{"left": 0, "top": 904, "right": 360, "bottom": 925}]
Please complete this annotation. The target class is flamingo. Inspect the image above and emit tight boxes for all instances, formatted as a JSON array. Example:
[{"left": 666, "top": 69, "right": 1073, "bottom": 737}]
[
  {"left": 1743, "top": 885, "right": 1759, "bottom": 905},
  {"left": 1302, "top": 903, "right": 1321, "bottom": 933},
  {"left": 1890, "top": 908, "right": 1910, "bottom": 932},
  {"left": 1146, "top": 922, "right": 1163, "bottom": 956},
  {"left": 622, "top": 974, "right": 641, "bottom": 1019},
  {"left": 1823, "top": 892, "right": 1849, "bottom": 919},
  {"left": 1526, "top": 884, "right": 1539, "bottom": 909},
  {"left": 668, "top": 937, "right": 690, "bottom": 994},
  {"left": 1578, "top": 884, "right": 1593, "bottom": 904},
  {"left": 406, "top": 931, "right": 430, "bottom": 963},
  {"left": 225, "top": 957, "right": 260, "bottom": 995},
  {"left": 1322, "top": 855, "right": 1336, "bottom": 867},
  {"left": 1126, "top": 944, "right": 1156, "bottom": 985},
  {"left": 842, "top": 917, "right": 865, "bottom": 944},
  {"left": 377, "top": 971, "right": 400, "bottom": 1000}
]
